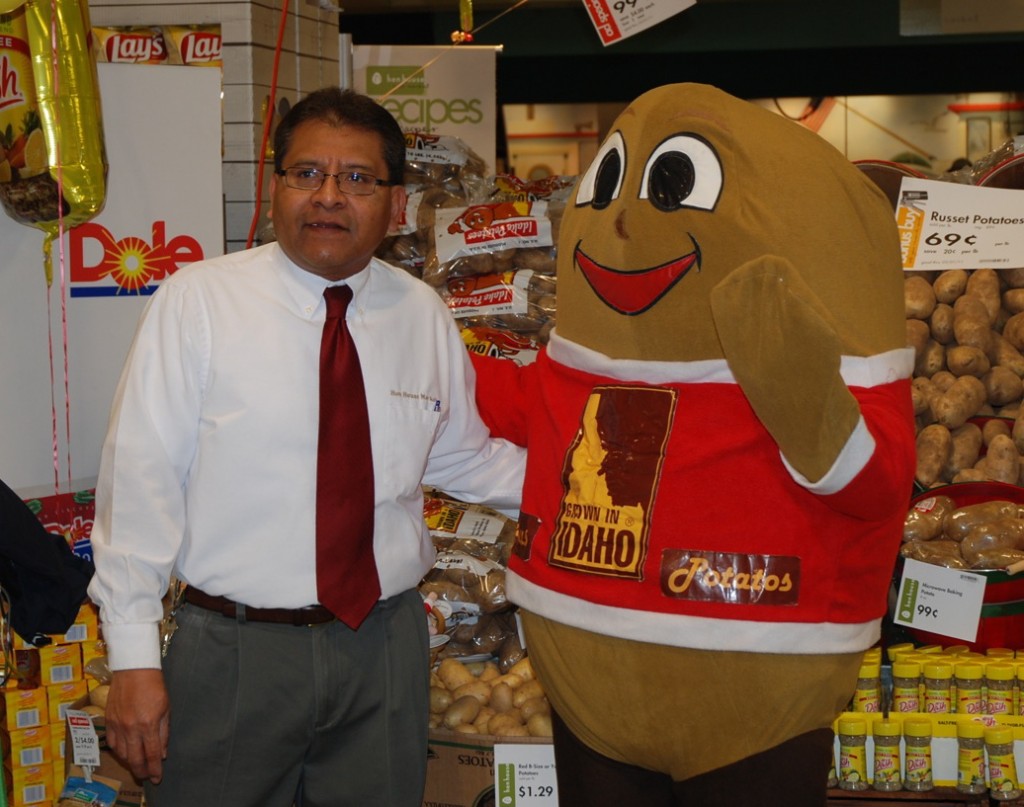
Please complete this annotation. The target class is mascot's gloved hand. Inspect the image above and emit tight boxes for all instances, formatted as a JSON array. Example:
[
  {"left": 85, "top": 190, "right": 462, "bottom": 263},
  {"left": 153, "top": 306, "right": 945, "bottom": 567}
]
[{"left": 710, "top": 255, "right": 861, "bottom": 483}]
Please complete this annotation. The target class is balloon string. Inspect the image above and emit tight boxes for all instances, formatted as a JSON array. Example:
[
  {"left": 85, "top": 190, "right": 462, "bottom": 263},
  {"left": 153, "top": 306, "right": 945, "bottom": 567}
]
[
  {"left": 246, "top": 0, "right": 291, "bottom": 249},
  {"left": 49, "top": 0, "right": 72, "bottom": 501},
  {"left": 44, "top": 238, "right": 60, "bottom": 493}
]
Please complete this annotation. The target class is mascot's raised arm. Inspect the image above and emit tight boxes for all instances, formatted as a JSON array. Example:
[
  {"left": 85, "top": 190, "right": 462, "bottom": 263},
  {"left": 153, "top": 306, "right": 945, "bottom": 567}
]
[{"left": 471, "top": 82, "right": 915, "bottom": 807}]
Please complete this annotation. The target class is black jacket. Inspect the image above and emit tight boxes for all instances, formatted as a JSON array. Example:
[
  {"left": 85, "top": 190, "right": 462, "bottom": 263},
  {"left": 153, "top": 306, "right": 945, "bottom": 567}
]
[{"left": 0, "top": 478, "right": 94, "bottom": 646}]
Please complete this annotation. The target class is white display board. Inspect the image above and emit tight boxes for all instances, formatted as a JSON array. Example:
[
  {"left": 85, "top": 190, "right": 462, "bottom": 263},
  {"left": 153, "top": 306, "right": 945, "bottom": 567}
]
[{"left": 0, "top": 63, "right": 224, "bottom": 494}]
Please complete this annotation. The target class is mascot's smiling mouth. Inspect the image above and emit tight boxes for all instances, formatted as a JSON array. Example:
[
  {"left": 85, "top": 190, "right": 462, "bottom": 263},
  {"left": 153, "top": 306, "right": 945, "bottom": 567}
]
[{"left": 574, "top": 237, "right": 701, "bottom": 315}]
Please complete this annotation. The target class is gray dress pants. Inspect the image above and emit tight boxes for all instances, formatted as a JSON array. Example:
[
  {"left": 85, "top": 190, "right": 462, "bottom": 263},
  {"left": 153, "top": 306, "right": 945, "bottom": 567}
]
[{"left": 144, "top": 588, "right": 429, "bottom": 807}]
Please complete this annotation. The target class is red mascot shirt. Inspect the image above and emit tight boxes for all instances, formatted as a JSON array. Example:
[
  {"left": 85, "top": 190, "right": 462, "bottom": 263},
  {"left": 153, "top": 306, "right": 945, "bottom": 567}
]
[{"left": 473, "top": 332, "right": 916, "bottom": 655}]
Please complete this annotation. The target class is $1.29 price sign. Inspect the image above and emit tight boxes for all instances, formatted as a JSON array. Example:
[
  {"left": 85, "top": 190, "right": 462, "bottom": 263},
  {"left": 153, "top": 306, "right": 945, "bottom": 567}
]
[
  {"left": 496, "top": 743, "right": 559, "bottom": 806},
  {"left": 894, "top": 558, "right": 986, "bottom": 642}
]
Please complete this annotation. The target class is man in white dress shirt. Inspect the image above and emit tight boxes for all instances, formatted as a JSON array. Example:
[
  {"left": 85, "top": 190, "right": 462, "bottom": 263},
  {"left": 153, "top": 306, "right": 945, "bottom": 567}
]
[{"left": 87, "top": 87, "right": 525, "bottom": 807}]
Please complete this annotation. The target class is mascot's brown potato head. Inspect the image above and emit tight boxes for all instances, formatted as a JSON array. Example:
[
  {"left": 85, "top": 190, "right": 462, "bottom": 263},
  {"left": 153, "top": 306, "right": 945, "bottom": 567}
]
[{"left": 471, "top": 83, "right": 916, "bottom": 806}]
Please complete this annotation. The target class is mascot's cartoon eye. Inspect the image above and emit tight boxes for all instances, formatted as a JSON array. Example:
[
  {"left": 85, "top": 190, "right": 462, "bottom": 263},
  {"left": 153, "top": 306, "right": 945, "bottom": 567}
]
[
  {"left": 575, "top": 131, "right": 625, "bottom": 210},
  {"left": 639, "top": 134, "right": 723, "bottom": 212}
]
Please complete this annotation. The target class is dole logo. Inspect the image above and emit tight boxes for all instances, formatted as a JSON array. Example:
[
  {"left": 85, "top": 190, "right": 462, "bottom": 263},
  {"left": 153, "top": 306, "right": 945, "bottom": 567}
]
[
  {"left": 180, "top": 32, "right": 221, "bottom": 64},
  {"left": 105, "top": 33, "right": 166, "bottom": 63},
  {"left": 70, "top": 220, "right": 203, "bottom": 296}
]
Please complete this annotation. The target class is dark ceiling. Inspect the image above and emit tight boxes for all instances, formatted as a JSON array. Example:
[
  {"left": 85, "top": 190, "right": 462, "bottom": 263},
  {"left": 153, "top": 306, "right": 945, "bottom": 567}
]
[{"left": 339, "top": 0, "right": 1024, "bottom": 104}]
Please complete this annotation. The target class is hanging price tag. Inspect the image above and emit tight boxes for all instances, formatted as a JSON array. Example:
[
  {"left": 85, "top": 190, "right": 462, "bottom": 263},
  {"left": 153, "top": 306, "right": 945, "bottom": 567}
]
[
  {"left": 894, "top": 558, "right": 986, "bottom": 641},
  {"left": 495, "top": 743, "right": 559, "bottom": 806},
  {"left": 66, "top": 709, "right": 102, "bottom": 769},
  {"left": 581, "top": 0, "right": 695, "bottom": 46}
]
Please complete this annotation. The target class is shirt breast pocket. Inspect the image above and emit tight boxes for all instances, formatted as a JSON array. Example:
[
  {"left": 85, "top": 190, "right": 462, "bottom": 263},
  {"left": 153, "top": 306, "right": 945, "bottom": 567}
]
[{"left": 381, "top": 397, "right": 444, "bottom": 482}]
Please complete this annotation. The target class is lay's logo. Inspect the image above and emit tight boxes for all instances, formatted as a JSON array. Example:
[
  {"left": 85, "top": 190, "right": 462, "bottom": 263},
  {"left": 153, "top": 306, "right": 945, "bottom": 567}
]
[
  {"left": 179, "top": 31, "right": 221, "bottom": 64},
  {"left": 70, "top": 220, "right": 203, "bottom": 297},
  {"left": 104, "top": 32, "right": 166, "bottom": 63}
]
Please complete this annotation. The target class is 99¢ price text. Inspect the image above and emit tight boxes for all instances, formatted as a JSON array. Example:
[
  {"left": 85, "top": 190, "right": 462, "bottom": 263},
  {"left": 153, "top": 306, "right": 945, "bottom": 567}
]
[{"left": 917, "top": 605, "right": 939, "bottom": 620}]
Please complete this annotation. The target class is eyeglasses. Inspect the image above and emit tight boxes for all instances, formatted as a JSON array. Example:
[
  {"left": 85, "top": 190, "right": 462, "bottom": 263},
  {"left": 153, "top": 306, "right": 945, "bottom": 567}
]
[{"left": 275, "top": 167, "right": 395, "bottom": 195}]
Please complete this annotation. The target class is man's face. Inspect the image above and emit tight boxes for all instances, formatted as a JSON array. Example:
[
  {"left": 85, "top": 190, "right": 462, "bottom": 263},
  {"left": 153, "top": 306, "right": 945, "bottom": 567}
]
[{"left": 269, "top": 120, "right": 406, "bottom": 281}]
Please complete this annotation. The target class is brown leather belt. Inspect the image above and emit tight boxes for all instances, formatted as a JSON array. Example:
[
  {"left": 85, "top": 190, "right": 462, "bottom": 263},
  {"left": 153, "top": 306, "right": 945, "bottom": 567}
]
[{"left": 183, "top": 586, "right": 336, "bottom": 626}]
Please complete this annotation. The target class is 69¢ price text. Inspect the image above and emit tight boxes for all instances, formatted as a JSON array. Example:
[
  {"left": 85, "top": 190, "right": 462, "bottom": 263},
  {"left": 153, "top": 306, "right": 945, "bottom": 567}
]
[{"left": 923, "top": 232, "right": 978, "bottom": 252}]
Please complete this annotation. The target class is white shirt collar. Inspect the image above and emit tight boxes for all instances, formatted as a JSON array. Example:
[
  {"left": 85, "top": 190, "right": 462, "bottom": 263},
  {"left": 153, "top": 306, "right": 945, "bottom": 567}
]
[{"left": 272, "top": 243, "right": 372, "bottom": 318}]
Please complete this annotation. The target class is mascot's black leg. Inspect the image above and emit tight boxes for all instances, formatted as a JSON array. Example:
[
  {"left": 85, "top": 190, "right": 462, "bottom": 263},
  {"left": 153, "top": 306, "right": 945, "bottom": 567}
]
[
  {"left": 550, "top": 710, "right": 676, "bottom": 806},
  {"left": 670, "top": 728, "right": 834, "bottom": 807}
]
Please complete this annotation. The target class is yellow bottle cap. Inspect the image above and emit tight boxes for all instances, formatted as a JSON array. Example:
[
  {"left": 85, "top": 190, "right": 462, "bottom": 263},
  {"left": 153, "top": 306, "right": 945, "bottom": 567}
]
[
  {"left": 892, "top": 661, "right": 921, "bottom": 678},
  {"left": 886, "top": 642, "right": 915, "bottom": 662},
  {"left": 873, "top": 719, "right": 901, "bottom": 738},
  {"left": 986, "top": 662, "right": 1016, "bottom": 682},
  {"left": 954, "top": 661, "right": 984, "bottom": 680},
  {"left": 958, "top": 721, "right": 986, "bottom": 739},
  {"left": 944, "top": 644, "right": 970, "bottom": 655},
  {"left": 985, "top": 727, "right": 1015, "bottom": 745},
  {"left": 987, "top": 648, "right": 1014, "bottom": 658},
  {"left": 858, "top": 662, "right": 881, "bottom": 678},
  {"left": 838, "top": 717, "right": 867, "bottom": 736},
  {"left": 923, "top": 661, "right": 953, "bottom": 679}
]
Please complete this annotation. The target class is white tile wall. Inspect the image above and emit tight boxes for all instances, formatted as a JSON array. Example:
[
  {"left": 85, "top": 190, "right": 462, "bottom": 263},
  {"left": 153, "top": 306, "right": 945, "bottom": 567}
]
[{"left": 89, "top": 0, "right": 340, "bottom": 252}]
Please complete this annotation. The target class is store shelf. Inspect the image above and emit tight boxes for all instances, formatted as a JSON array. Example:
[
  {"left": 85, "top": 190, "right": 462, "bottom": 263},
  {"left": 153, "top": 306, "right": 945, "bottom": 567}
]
[{"left": 827, "top": 786, "right": 1021, "bottom": 806}]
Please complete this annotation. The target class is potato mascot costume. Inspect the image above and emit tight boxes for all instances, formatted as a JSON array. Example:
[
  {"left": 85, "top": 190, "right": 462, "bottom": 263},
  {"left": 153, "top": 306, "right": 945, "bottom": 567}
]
[{"left": 471, "top": 83, "right": 916, "bottom": 805}]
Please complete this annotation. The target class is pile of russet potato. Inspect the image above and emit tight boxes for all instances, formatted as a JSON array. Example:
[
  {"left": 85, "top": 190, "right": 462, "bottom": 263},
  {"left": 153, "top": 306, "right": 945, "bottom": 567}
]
[
  {"left": 907, "top": 267, "right": 1024, "bottom": 489},
  {"left": 429, "top": 655, "right": 553, "bottom": 738}
]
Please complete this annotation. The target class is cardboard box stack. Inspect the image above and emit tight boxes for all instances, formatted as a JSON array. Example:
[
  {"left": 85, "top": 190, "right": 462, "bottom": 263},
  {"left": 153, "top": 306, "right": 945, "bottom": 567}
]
[{"left": 2, "top": 602, "right": 100, "bottom": 807}]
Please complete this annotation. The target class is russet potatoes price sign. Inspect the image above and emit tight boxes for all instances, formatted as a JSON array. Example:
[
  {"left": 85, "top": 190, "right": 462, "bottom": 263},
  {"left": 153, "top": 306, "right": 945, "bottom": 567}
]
[{"left": 897, "top": 178, "right": 1024, "bottom": 271}]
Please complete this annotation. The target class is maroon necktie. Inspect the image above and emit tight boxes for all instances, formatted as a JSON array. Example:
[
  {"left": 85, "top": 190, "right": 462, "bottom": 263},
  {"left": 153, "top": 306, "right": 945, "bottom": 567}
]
[{"left": 316, "top": 285, "right": 380, "bottom": 628}]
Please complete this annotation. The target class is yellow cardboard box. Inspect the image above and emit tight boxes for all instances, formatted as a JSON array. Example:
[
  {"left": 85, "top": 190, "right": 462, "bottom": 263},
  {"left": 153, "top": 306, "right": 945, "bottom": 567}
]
[
  {"left": 52, "top": 759, "right": 67, "bottom": 795},
  {"left": 80, "top": 639, "right": 106, "bottom": 669},
  {"left": 2, "top": 724, "right": 51, "bottom": 769},
  {"left": 47, "top": 680, "right": 88, "bottom": 724},
  {"left": 0, "top": 688, "right": 47, "bottom": 732},
  {"left": 6, "top": 764, "right": 53, "bottom": 806},
  {"left": 50, "top": 722, "right": 65, "bottom": 761},
  {"left": 39, "top": 643, "right": 82, "bottom": 686}
]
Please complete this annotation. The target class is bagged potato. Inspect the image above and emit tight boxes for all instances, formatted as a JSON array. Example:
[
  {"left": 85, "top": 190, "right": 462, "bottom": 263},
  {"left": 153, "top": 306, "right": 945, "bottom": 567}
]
[
  {"left": 900, "top": 539, "right": 968, "bottom": 568},
  {"left": 376, "top": 132, "right": 487, "bottom": 276},
  {"left": 960, "top": 519, "right": 1024, "bottom": 567},
  {"left": 422, "top": 199, "right": 558, "bottom": 286},
  {"left": 945, "top": 500, "right": 1021, "bottom": 541},
  {"left": 419, "top": 490, "right": 517, "bottom": 644},
  {"left": 903, "top": 494, "right": 955, "bottom": 542},
  {"left": 443, "top": 269, "right": 557, "bottom": 352}
]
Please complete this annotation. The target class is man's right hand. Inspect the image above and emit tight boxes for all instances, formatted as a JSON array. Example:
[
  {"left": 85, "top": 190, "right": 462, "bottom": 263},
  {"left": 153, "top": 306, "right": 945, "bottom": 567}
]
[{"left": 105, "top": 668, "right": 170, "bottom": 784}]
